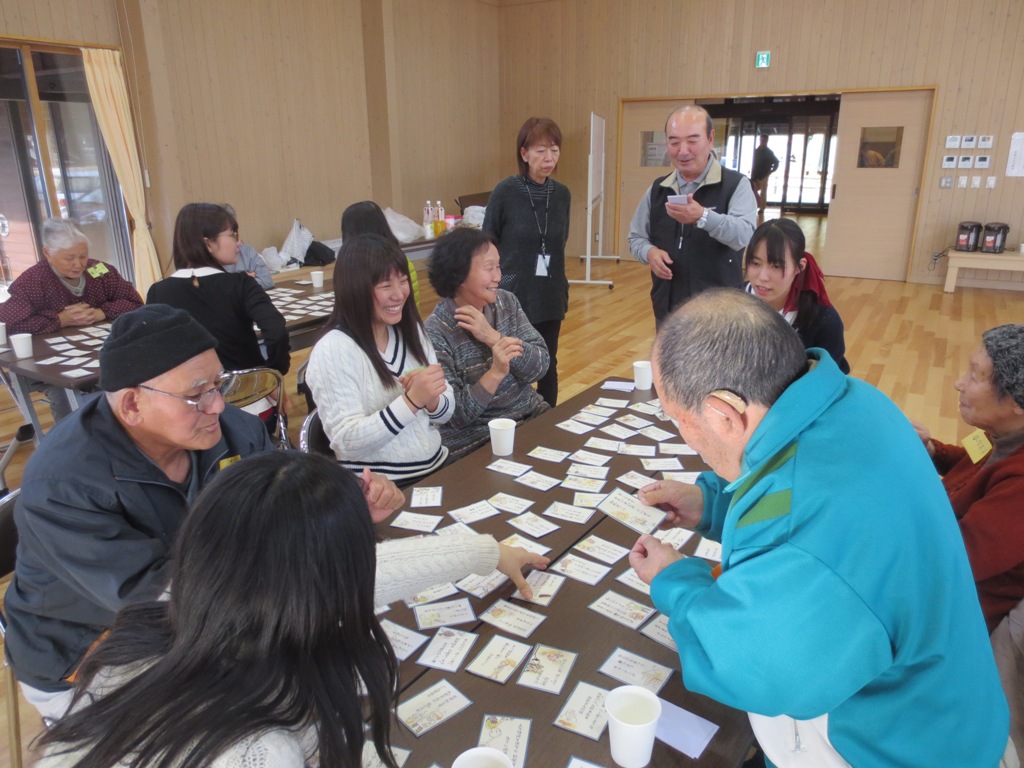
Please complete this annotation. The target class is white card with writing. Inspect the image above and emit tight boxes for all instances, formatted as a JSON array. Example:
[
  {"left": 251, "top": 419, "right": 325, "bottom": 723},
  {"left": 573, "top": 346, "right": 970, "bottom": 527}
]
[
  {"left": 507, "top": 511, "right": 560, "bottom": 538},
  {"left": 617, "top": 414, "right": 653, "bottom": 429},
  {"left": 466, "top": 635, "right": 532, "bottom": 683},
  {"left": 489, "top": 492, "right": 535, "bottom": 514},
  {"left": 518, "top": 644, "right": 577, "bottom": 694},
  {"left": 584, "top": 436, "right": 622, "bottom": 452},
  {"left": 514, "top": 470, "right": 561, "bottom": 492},
  {"left": 500, "top": 533, "right": 552, "bottom": 556},
  {"left": 413, "top": 598, "right": 476, "bottom": 630},
  {"left": 654, "top": 527, "right": 695, "bottom": 550},
  {"left": 574, "top": 535, "right": 630, "bottom": 564},
  {"left": 403, "top": 581, "right": 459, "bottom": 607},
  {"left": 596, "top": 397, "right": 629, "bottom": 408},
  {"left": 554, "top": 682, "right": 610, "bottom": 741},
  {"left": 640, "top": 613, "right": 679, "bottom": 652},
  {"left": 397, "top": 679, "right": 472, "bottom": 737},
  {"left": 662, "top": 471, "right": 702, "bottom": 484},
  {"left": 479, "top": 599, "right": 547, "bottom": 638},
  {"left": 572, "top": 411, "right": 608, "bottom": 426},
  {"left": 600, "top": 423, "right": 638, "bottom": 440},
  {"left": 639, "top": 425, "right": 676, "bottom": 442},
  {"left": 572, "top": 492, "right": 608, "bottom": 508},
  {"left": 566, "top": 758, "right": 605, "bottom": 768},
  {"left": 602, "top": 379, "right": 633, "bottom": 391},
  {"left": 618, "top": 443, "right": 656, "bottom": 457},
  {"left": 660, "top": 442, "right": 699, "bottom": 455},
  {"left": 512, "top": 570, "right": 566, "bottom": 607},
  {"left": 410, "top": 486, "right": 443, "bottom": 507},
  {"left": 478, "top": 715, "right": 531, "bottom": 768},
  {"left": 380, "top": 618, "right": 429, "bottom": 661},
  {"left": 599, "top": 488, "right": 666, "bottom": 535},
  {"left": 64, "top": 368, "right": 93, "bottom": 378},
  {"left": 694, "top": 537, "right": 723, "bottom": 562},
  {"left": 615, "top": 470, "right": 655, "bottom": 491},
  {"left": 567, "top": 463, "right": 609, "bottom": 479},
  {"left": 527, "top": 446, "right": 570, "bottom": 463},
  {"left": 560, "top": 475, "right": 607, "bottom": 493},
  {"left": 641, "top": 457, "right": 683, "bottom": 471},
  {"left": 543, "top": 501, "right": 596, "bottom": 524},
  {"left": 589, "top": 590, "right": 657, "bottom": 629},
  {"left": 567, "top": 449, "right": 611, "bottom": 467},
  {"left": 435, "top": 521, "right": 477, "bottom": 537},
  {"left": 616, "top": 567, "right": 652, "bottom": 595},
  {"left": 451, "top": 500, "right": 501, "bottom": 524},
  {"left": 417, "top": 627, "right": 478, "bottom": 672},
  {"left": 599, "top": 647, "right": 673, "bottom": 694},
  {"left": 629, "top": 401, "right": 661, "bottom": 415},
  {"left": 36, "top": 356, "right": 67, "bottom": 365},
  {"left": 556, "top": 418, "right": 593, "bottom": 435},
  {"left": 391, "top": 511, "right": 442, "bottom": 533},
  {"left": 456, "top": 569, "right": 509, "bottom": 599},
  {"left": 362, "top": 742, "right": 410, "bottom": 767},
  {"left": 582, "top": 404, "right": 618, "bottom": 417},
  {"left": 487, "top": 459, "right": 532, "bottom": 477},
  {"left": 549, "top": 553, "right": 611, "bottom": 586}
]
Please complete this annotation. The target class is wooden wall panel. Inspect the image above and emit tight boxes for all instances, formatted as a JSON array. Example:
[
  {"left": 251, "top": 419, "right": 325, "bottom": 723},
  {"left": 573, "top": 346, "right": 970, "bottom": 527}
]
[
  {"left": 497, "top": 0, "right": 1024, "bottom": 290},
  {"left": 0, "top": 0, "right": 119, "bottom": 46}
]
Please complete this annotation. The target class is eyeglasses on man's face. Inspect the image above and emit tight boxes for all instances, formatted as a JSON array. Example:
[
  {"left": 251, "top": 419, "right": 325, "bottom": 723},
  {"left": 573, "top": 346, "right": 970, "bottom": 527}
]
[{"left": 138, "top": 372, "right": 236, "bottom": 412}]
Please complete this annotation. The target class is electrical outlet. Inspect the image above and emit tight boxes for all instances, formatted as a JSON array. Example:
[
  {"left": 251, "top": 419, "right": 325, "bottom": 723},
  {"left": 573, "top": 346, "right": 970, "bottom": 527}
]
[
  {"left": 958, "top": 176, "right": 968, "bottom": 189},
  {"left": 971, "top": 176, "right": 981, "bottom": 189},
  {"left": 940, "top": 176, "right": 953, "bottom": 188},
  {"left": 986, "top": 176, "right": 997, "bottom": 189}
]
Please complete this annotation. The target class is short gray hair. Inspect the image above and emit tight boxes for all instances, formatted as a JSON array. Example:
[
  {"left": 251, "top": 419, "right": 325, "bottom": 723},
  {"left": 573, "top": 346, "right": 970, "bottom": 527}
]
[
  {"left": 982, "top": 324, "right": 1024, "bottom": 409},
  {"left": 665, "top": 105, "right": 714, "bottom": 138},
  {"left": 41, "top": 218, "right": 89, "bottom": 252},
  {"left": 654, "top": 289, "right": 807, "bottom": 412}
]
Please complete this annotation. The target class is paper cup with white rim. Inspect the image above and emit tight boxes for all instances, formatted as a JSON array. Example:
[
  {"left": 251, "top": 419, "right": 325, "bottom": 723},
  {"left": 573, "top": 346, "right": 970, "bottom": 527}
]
[
  {"left": 605, "top": 684, "right": 662, "bottom": 768},
  {"left": 11, "top": 333, "right": 33, "bottom": 359},
  {"left": 488, "top": 417, "right": 516, "bottom": 456},
  {"left": 310, "top": 270, "right": 325, "bottom": 289},
  {"left": 451, "top": 747, "right": 514, "bottom": 768},
  {"left": 0, "top": 321, "right": 6, "bottom": 346},
  {"left": 633, "top": 360, "right": 653, "bottom": 390}
]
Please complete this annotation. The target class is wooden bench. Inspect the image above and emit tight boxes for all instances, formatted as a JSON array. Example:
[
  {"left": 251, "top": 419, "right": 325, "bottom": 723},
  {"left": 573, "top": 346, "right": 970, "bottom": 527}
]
[{"left": 943, "top": 251, "right": 1024, "bottom": 292}]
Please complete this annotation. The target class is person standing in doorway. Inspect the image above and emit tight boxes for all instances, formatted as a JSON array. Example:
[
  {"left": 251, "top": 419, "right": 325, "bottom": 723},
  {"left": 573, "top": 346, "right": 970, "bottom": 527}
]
[{"left": 750, "top": 134, "right": 779, "bottom": 214}]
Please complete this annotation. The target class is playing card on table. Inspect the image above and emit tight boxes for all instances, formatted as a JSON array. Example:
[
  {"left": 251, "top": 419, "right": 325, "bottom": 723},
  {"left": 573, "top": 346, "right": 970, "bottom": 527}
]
[
  {"left": 527, "top": 446, "right": 571, "bottom": 463},
  {"left": 549, "top": 553, "right": 611, "bottom": 586},
  {"left": 584, "top": 436, "right": 621, "bottom": 452},
  {"left": 640, "top": 613, "right": 679, "bottom": 652},
  {"left": 618, "top": 443, "right": 656, "bottom": 457},
  {"left": 542, "top": 500, "right": 596, "bottom": 524},
  {"left": 391, "top": 511, "right": 442, "bottom": 533},
  {"left": 380, "top": 618, "right": 429, "bottom": 661},
  {"left": 588, "top": 589, "right": 657, "bottom": 629},
  {"left": 573, "top": 534, "right": 630, "bottom": 564},
  {"left": 450, "top": 500, "right": 501, "bottom": 524},
  {"left": 599, "top": 647, "right": 673, "bottom": 693},
  {"left": 507, "top": 511, "right": 560, "bottom": 538},
  {"left": 511, "top": 570, "right": 566, "bottom": 607},
  {"left": 572, "top": 411, "right": 608, "bottom": 426},
  {"left": 599, "top": 423, "right": 638, "bottom": 440},
  {"left": 514, "top": 470, "right": 561, "bottom": 492},
  {"left": 617, "top": 413, "right": 653, "bottom": 429},
  {"left": 403, "top": 581, "right": 459, "bottom": 607},
  {"left": 598, "top": 488, "right": 666, "bottom": 535},
  {"left": 517, "top": 644, "right": 577, "bottom": 694},
  {"left": 641, "top": 457, "right": 683, "bottom": 471},
  {"left": 615, "top": 470, "right": 655, "bottom": 491},
  {"left": 488, "top": 492, "right": 535, "bottom": 514},
  {"left": 500, "top": 533, "right": 552, "bottom": 556},
  {"left": 659, "top": 442, "right": 699, "bottom": 455},
  {"left": 479, "top": 599, "right": 547, "bottom": 638},
  {"left": 413, "top": 598, "right": 476, "bottom": 630},
  {"left": 559, "top": 475, "right": 606, "bottom": 493},
  {"left": 556, "top": 419, "right": 593, "bottom": 435},
  {"left": 466, "top": 635, "right": 532, "bottom": 683},
  {"left": 416, "top": 627, "right": 478, "bottom": 672},
  {"left": 616, "top": 567, "right": 651, "bottom": 595},
  {"left": 478, "top": 715, "right": 531, "bottom": 768},
  {"left": 487, "top": 459, "right": 532, "bottom": 476},
  {"left": 567, "top": 449, "right": 611, "bottom": 466},
  {"left": 553, "top": 682, "right": 609, "bottom": 741},
  {"left": 566, "top": 463, "right": 609, "bottom": 479},
  {"left": 410, "top": 486, "right": 443, "bottom": 507},
  {"left": 397, "top": 679, "right": 472, "bottom": 737},
  {"left": 638, "top": 425, "right": 676, "bottom": 442},
  {"left": 456, "top": 570, "right": 509, "bottom": 599}
]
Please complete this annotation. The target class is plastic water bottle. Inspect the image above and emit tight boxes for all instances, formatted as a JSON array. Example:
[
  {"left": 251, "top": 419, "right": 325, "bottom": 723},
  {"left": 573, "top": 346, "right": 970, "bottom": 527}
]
[
  {"left": 423, "top": 201, "right": 434, "bottom": 240},
  {"left": 434, "top": 201, "right": 445, "bottom": 238}
]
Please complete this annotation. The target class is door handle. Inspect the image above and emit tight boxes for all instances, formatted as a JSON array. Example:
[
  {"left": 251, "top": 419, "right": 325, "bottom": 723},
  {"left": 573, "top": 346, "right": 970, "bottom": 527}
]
[{"left": 831, "top": 184, "right": 836, "bottom": 200}]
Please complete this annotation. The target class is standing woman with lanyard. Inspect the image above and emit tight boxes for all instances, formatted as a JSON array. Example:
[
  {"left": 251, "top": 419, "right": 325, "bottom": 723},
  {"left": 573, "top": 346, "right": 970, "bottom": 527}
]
[{"left": 483, "top": 117, "right": 570, "bottom": 407}]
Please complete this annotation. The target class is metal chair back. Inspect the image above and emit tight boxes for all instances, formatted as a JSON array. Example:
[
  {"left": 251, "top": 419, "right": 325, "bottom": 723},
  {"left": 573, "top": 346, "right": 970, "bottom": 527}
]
[
  {"left": 298, "top": 409, "right": 332, "bottom": 456},
  {"left": 220, "top": 367, "right": 289, "bottom": 449}
]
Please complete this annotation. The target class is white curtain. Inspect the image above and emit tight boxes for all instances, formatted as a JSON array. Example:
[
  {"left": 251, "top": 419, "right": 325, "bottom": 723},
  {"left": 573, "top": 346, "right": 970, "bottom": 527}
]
[{"left": 80, "top": 48, "right": 161, "bottom": 294}]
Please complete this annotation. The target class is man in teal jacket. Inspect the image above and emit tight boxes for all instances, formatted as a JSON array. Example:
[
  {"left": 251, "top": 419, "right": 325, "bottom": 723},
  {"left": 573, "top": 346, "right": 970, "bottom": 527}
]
[{"left": 630, "top": 289, "right": 1012, "bottom": 767}]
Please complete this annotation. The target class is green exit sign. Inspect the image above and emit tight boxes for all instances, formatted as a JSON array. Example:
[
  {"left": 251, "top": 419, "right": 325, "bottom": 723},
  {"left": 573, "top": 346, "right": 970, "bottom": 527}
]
[{"left": 755, "top": 51, "right": 771, "bottom": 68}]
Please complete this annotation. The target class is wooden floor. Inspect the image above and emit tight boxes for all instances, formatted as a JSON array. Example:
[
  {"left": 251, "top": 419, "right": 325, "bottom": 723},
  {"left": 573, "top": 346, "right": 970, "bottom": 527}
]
[{"left": 1, "top": 212, "right": 1021, "bottom": 759}]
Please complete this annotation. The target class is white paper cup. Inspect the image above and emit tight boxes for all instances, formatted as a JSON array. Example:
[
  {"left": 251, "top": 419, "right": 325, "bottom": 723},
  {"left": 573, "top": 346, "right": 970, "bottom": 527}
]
[
  {"left": 451, "top": 747, "right": 514, "bottom": 768},
  {"left": 605, "top": 685, "right": 662, "bottom": 768},
  {"left": 633, "top": 360, "right": 653, "bottom": 390},
  {"left": 311, "top": 270, "right": 325, "bottom": 289},
  {"left": 11, "top": 333, "right": 33, "bottom": 359},
  {"left": 488, "top": 417, "right": 516, "bottom": 456},
  {"left": 0, "top": 322, "right": 7, "bottom": 346},
  {"left": 1019, "top": 242, "right": 1024, "bottom": 254}
]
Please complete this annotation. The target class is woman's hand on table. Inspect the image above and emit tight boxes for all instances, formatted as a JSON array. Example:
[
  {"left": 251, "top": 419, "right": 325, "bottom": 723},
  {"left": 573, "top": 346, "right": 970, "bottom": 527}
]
[
  {"left": 359, "top": 468, "right": 405, "bottom": 523},
  {"left": 402, "top": 364, "right": 446, "bottom": 412},
  {"left": 454, "top": 305, "right": 501, "bottom": 347},
  {"left": 497, "top": 544, "right": 549, "bottom": 600},
  {"left": 59, "top": 303, "right": 101, "bottom": 327},
  {"left": 629, "top": 534, "right": 684, "bottom": 585},
  {"left": 638, "top": 479, "right": 704, "bottom": 529},
  {"left": 909, "top": 419, "right": 936, "bottom": 457}
]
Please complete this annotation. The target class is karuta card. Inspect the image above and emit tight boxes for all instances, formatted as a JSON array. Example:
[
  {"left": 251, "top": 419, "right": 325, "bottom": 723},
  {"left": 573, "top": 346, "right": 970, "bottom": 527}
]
[
  {"left": 517, "top": 644, "right": 577, "bottom": 694},
  {"left": 543, "top": 500, "right": 596, "bottom": 524},
  {"left": 599, "top": 423, "right": 638, "bottom": 440},
  {"left": 618, "top": 443, "right": 656, "bottom": 457},
  {"left": 512, "top": 570, "right": 566, "bottom": 607},
  {"left": 456, "top": 569, "right": 509, "bottom": 599},
  {"left": 599, "top": 647, "right": 673, "bottom": 693},
  {"left": 554, "top": 681, "right": 609, "bottom": 741},
  {"left": 559, "top": 475, "right": 607, "bottom": 493},
  {"left": 450, "top": 500, "right": 501, "bottom": 524},
  {"left": 599, "top": 488, "right": 666, "bottom": 535},
  {"left": 435, "top": 521, "right": 477, "bottom": 537},
  {"left": 566, "top": 758, "right": 606, "bottom": 768},
  {"left": 639, "top": 425, "right": 676, "bottom": 442},
  {"left": 391, "top": 511, "right": 442, "bottom": 533},
  {"left": 500, "top": 533, "right": 552, "bottom": 556},
  {"left": 417, "top": 627, "right": 478, "bottom": 672},
  {"left": 660, "top": 442, "right": 699, "bottom": 455},
  {"left": 695, "top": 537, "right": 723, "bottom": 562},
  {"left": 572, "top": 410, "right": 608, "bottom": 426},
  {"left": 64, "top": 368, "right": 92, "bottom": 378},
  {"left": 380, "top": 618, "right": 429, "bottom": 661},
  {"left": 572, "top": 492, "right": 608, "bottom": 508},
  {"left": 584, "top": 436, "right": 621, "bottom": 452},
  {"left": 487, "top": 459, "right": 532, "bottom": 477},
  {"left": 573, "top": 534, "right": 630, "bottom": 564},
  {"left": 567, "top": 449, "right": 611, "bottom": 467},
  {"left": 362, "top": 742, "right": 410, "bottom": 768},
  {"left": 641, "top": 457, "right": 683, "bottom": 471},
  {"left": 514, "top": 470, "right": 561, "bottom": 492},
  {"left": 589, "top": 590, "right": 657, "bottom": 629},
  {"left": 595, "top": 397, "right": 629, "bottom": 408},
  {"left": 549, "top": 553, "right": 611, "bottom": 586},
  {"left": 489, "top": 492, "right": 535, "bottom": 514},
  {"left": 410, "top": 486, "right": 443, "bottom": 507},
  {"left": 567, "top": 463, "right": 609, "bottom": 479},
  {"left": 556, "top": 418, "right": 593, "bottom": 435},
  {"left": 616, "top": 470, "right": 655, "bottom": 491},
  {"left": 479, "top": 599, "right": 547, "bottom": 638},
  {"left": 413, "top": 598, "right": 476, "bottom": 630},
  {"left": 478, "top": 715, "right": 531, "bottom": 768},
  {"left": 654, "top": 527, "right": 695, "bottom": 550},
  {"left": 527, "top": 446, "right": 570, "bottom": 463},
  {"left": 617, "top": 413, "right": 653, "bottom": 429},
  {"left": 466, "top": 635, "right": 532, "bottom": 683},
  {"left": 581, "top": 404, "right": 618, "bottom": 418},
  {"left": 662, "top": 471, "right": 702, "bottom": 484},
  {"left": 507, "top": 511, "right": 560, "bottom": 538},
  {"left": 640, "top": 613, "right": 679, "bottom": 652},
  {"left": 616, "top": 567, "right": 651, "bottom": 595},
  {"left": 403, "top": 581, "right": 459, "bottom": 607},
  {"left": 629, "top": 401, "right": 661, "bottom": 415},
  {"left": 397, "top": 679, "right": 472, "bottom": 737},
  {"left": 601, "top": 379, "right": 633, "bottom": 391}
]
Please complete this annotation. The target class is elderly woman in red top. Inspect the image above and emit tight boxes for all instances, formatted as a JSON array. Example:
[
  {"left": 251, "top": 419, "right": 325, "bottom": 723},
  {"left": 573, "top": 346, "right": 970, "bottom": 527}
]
[
  {"left": 914, "top": 324, "right": 1024, "bottom": 633},
  {"left": 0, "top": 218, "right": 142, "bottom": 333}
]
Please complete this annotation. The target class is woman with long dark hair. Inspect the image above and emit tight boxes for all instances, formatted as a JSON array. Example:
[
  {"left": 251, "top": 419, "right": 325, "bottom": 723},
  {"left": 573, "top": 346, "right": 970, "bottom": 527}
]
[
  {"left": 341, "top": 200, "right": 420, "bottom": 309},
  {"left": 147, "top": 203, "right": 290, "bottom": 375},
  {"left": 37, "top": 452, "right": 399, "bottom": 768},
  {"left": 307, "top": 233, "right": 453, "bottom": 485}
]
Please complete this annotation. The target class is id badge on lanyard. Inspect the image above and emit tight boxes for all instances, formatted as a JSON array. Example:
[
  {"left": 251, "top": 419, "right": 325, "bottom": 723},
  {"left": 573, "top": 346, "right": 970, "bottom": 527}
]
[{"left": 536, "top": 253, "right": 550, "bottom": 277}]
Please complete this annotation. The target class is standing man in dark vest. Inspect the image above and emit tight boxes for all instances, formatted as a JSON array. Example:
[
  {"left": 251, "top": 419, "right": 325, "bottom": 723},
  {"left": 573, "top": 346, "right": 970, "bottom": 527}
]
[{"left": 628, "top": 106, "right": 757, "bottom": 326}]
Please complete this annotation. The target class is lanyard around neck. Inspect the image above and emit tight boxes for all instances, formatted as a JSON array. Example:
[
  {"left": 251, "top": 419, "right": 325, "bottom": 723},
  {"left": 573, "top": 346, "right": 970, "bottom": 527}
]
[{"left": 520, "top": 175, "right": 551, "bottom": 255}]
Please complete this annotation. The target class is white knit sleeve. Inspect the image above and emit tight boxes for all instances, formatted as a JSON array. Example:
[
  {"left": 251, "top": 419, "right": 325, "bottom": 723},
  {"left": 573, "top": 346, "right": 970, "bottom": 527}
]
[
  {"left": 375, "top": 534, "right": 499, "bottom": 606},
  {"left": 420, "top": 327, "right": 455, "bottom": 425},
  {"left": 211, "top": 730, "right": 306, "bottom": 768}
]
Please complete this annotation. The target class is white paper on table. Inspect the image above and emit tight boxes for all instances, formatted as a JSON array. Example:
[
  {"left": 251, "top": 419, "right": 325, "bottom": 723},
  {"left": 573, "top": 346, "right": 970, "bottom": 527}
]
[
  {"left": 640, "top": 613, "right": 679, "bottom": 652},
  {"left": 571, "top": 410, "right": 608, "bottom": 426},
  {"left": 584, "top": 436, "right": 622, "bottom": 452},
  {"left": 512, "top": 570, "right": 566, "bottom": 607},
  {"left": 694, "top": 537, "right": 723, "bottom": 562},
  {"left": 63, "top": 369, "right": 93, "bottom": 378},
  {"left": 629, "top": 401, "right": 661, "bottom": 415},
  {"left": 601, "top": 380, "right": 634, "bottom": 392},
  {"left": 543, "top": 500, "right": 596, "bottom": 524},
  {"left": 362, "top": 742, "right": 410, "bottom": 768},
  {"left": 653, "top": 527, "right": 696, "bottom": 550},
  {"left": 560, "top": 475, "right": 607, "bottom": 493},
  {"left": 556, "top": 418, "right": 594, "bottom": 435},
  {"left": 641, "top": 457, "right": 683, "bottom": 471},
  {"left": 380, "top": 618, "right": 429, "bottom": 660},
  {"left": 595, "top": 397, "right": 629, "bottom": 408},
  {"left": 487, "top": 459, "right": 533, "bottom": 477},
  {"left": 598, "top": 647, "right": 673, "bottom": 694},
  {"left": 391, "top": 511, "right": 442, "bottom": 533},
  {"left": 655, "top": 697, "right": 720, "bottom": 759},
  {"left": 35, "top": 356, "right": 67, "bottom": 365},
  {"left": 598, "top": 488, "right": 666, "bottom": 535},
  {"left": 410, "top": 486, "right": 443, "bottom": 507},
  {"left": 500, "top": 532, "right": 552, "bottom": 556},
  {"left": 567, "top": 463, "right": 609, "bottom": 479},
  {"left": 456, "top": 569, "right": 509, "bottom": 599},
  {"left": 573, "top": 534, "right": 630, "bottom": 564},
  {"left": 639, "top": 425, "right": 676, "bottom": 442},
  {"left": 618, "top": 443, "right": 656, "bottom": 457},
  {"left": 397, "top": 679, "right": 472, "bottom": 737},
  {"left": 554, "top": 682, "right": 609, "bottom": 741},
  {"left": 416, "top": 627, "right": 478, "bottom": 672},
  {"left": 517, "top": 643, "right": 577, "bottom": 694},
  {"left": 403, "top": 581, "right": 459, "bottom": 607},
  {"left": 662, "top": 471, "right": 702, "bottom": 484},
  {"left": 567, "top": 449, "right": 612, "bottom": 466},
  {"left": 479, "top": 599, "right": 547, "bottom": 637},
  {"left": 478, "top": 714, "right": 531, "bottom": 768},
  {"left": 413, "top": 597, "right": 476, "bottom": 630},
  {"left": 450, "top": 500, "right": 501, "bottom": 524},
  {"left": 615, "top": 470, "right": 655, "bottom": 491},
  {"left": 616, "top": 567, "right": 652, "bottom": 595},
  {"left": 588, "top": 589, "right": 657, "bottom": 629},
  {"left": 600, "top": 423, "right": 639, "bottom": 440},
  {"left": 572, "top": 492, "right": 608, "bottom": 508},
  {"left": 507, "top": 511, "right": 560, "bottom": 538},
  {"left": 581, "top": 404, "right": 618, "bottom": 417},
  {"left": 489, "top": 492, "right": 535, "bottom": 514},
  {"left": 549, "top": 553, "right": 611, "bottom": 586},
  {"left": 514, "top": 470, "right": 561, "bottom": 491},
  {"left": 466, "top": 635, "right": 532, "bottom": 683},
  {"left": 527, "top": 446, "right": 571, "bottom": 463},
  {"left": 616, "top": 413, "right": 653, "bottom": 429},
  {"left": 565, "top": 757, "right": 607, "bottom": 768},
  {"left": 435, "top": 521, "right": 477, "bottom": 537},
  {"left": 659, "top": 442, "right": 698, "bottom": 456}
]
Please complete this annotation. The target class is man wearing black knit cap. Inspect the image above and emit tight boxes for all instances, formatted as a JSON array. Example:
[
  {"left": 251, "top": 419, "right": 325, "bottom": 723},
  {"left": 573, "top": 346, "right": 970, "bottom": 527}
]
[{"left": 4, "top": 305, "right": 403, "bottom": 720}]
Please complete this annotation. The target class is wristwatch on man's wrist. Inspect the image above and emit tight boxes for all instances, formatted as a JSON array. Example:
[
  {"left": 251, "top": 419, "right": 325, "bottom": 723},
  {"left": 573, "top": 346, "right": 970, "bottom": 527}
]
[{"left": 696, "top": 207, "right": 710, "bottom": 229}]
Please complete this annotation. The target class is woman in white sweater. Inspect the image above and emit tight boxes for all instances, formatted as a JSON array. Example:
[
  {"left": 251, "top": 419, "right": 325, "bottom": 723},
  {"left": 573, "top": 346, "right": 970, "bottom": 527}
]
[{"left": 307, "top": 234, "right": 454, "bottom": 485}]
